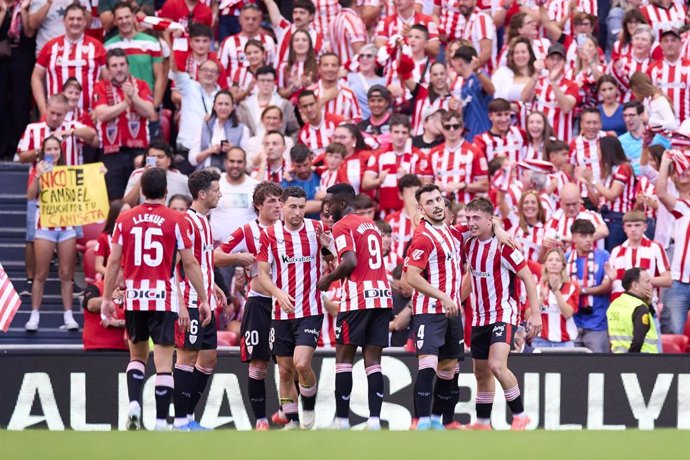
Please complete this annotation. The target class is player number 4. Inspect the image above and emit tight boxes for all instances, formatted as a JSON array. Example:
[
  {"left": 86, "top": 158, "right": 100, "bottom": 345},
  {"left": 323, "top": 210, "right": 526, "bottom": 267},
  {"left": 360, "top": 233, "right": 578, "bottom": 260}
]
[
  {"left": 131, "top": 227, "right": 164, "bottom": 267},
  {"left": 417, "top": 324, "right": 425, "bottom": 340}
]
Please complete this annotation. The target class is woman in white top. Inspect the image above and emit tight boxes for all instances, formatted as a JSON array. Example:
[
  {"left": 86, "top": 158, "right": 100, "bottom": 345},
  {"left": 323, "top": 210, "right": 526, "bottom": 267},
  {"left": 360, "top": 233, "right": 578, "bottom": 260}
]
[
  {"left": 524, "top": 111, "right": 554, "bottom": 161},
  {"left": 347, "top": 44, "right": 386, "bottom": 120},
  {"left": 492, "top": 36, "right": 538, "bottom": 103},
  {"left": 630, "top": 71, "right": 679, "bottom": 132}
]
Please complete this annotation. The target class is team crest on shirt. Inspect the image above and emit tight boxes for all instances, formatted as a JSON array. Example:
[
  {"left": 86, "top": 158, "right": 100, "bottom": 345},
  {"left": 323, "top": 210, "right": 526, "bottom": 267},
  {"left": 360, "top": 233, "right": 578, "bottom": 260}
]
[
  {"left": 411, "top": 249, "right": 424, "bottom": 261},
  {"left": 189, "top": 335, "right": 197, "bottom": 344}
]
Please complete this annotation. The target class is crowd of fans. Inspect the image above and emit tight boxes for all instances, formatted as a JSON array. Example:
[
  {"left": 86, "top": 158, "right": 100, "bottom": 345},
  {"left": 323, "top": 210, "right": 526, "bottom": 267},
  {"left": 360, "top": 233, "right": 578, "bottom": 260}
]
[{"left": 3, "top": 0, "right": 690, "bottom": 352}]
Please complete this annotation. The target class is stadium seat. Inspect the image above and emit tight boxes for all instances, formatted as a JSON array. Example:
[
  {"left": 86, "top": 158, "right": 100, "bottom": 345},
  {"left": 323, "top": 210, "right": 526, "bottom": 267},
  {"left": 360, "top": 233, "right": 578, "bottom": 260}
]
[
  {"left": 76, "top": 221, "right": 106, "bottom": 253},
  {"left": 661, "top": 334, "right": 689, "bottom": 353},
  {"left": 217, "top": 338, "right": 232, "bottom": 347},
  {"left": 218, "top": 330, "right": 238, "bottom": 346},
  {"left": 82, "top": 247, "right": 98, "bottom": 284},
  {"left": 661, "top": 335, "right": 685, "bottom": 354},
  {"left": 683, "top": 312, "right": 690, "bottom": 352}
]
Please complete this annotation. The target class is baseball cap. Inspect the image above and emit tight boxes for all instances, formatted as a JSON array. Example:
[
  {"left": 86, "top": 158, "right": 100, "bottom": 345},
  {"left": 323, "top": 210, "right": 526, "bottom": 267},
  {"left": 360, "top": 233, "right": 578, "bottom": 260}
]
[
  {"left": 660, "top": 26, "right": 681, "bottom": 39},
  {"left": 367, "top": 85, "right": 390, "bottom": 100},
  {"left": 547, "top": 43, "right": 566, "bottom": 58}
]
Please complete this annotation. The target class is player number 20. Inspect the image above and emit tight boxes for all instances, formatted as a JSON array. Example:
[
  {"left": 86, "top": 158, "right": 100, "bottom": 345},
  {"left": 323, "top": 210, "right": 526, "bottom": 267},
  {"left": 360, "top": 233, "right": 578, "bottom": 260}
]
[
  {"left": 131, "top": 227, "right": 164, "bottom": 267},
  {"left": 367, "top": 234, "right": 382, "bottom": 269},
  {"left": 245, "top": 330, "right": 260, "bottom": 346}
]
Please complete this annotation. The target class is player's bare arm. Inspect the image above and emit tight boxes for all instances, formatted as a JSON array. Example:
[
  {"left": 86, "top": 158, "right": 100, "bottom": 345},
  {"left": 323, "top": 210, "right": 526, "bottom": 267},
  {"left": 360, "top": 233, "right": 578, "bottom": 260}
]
[
  {"left": 101, "top": 243, "right": 123, "bottom": 321},
  {"left": 176, "top": 284, "right": 190, "bottom": 332},
  {"left": 258, "top": 261, "right": 295, "bottom": 313},
  {"left": 179, "top": 248, "right": 211, "bottom": 326},
  {"left": 213, "top": 248, "right": 256, "bottom": 268},
  {"left": 316, "top": 251, "right": 357, "bottom": 291},
  {"left": 406, "top": 265, "right": 458, "bottom": 317},
  {"left": 517, "top": 266, "right": 541, "bottom": 339}
]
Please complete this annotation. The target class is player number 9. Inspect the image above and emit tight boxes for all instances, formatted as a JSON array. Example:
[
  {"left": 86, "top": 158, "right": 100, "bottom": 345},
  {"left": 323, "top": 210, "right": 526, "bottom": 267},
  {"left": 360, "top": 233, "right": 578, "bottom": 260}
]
[{"left": 367, "top": 234, "right": 382, "bottom": 269}]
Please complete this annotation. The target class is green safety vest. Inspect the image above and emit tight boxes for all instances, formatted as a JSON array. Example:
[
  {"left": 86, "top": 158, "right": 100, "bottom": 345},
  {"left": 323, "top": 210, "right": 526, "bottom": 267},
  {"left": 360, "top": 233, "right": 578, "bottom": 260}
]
[{"left": 607, "top": 293, "right": 659, "bottom": 354}]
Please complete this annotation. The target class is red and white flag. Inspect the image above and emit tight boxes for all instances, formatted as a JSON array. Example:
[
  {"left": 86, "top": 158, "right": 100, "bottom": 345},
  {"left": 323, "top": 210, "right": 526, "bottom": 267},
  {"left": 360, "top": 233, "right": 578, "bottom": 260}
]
[
  {"left": 0, "top": 263, "right": 22, "bottom": 332},
  {"left": 669, "top": 149, "right": 690, "bottom": 175},
  {"left": 138, "top": 16, "right": 185, "bottom": 32}
]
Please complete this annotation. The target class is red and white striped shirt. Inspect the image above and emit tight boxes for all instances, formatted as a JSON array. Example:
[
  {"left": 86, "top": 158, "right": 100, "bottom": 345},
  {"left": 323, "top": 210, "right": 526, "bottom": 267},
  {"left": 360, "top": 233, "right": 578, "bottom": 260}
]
[
  {"left": 16, "top": 120, "right": 86, "bottom": 166},
  {"left": 474, "top": 126, "right": 528, "bottom": 164},
  {"left": 35, "top": 35, "right": 106, "bottom": 110},
  {"left": 385, "top": 210, "right": 414, "bottom": 259},
  {"left": 365, "top": 144, "right": 432, "bottom": 213},
  {"left": 218, "top": 219, "right": 269, "bottom": 297},
  {"left": 310, "top": 80, "right": 362, "bottom": 121},
  {"left": 218, "top": 33, "right": 276, "bottom": 74},
  {"left": 258, "top": 219, "right": 325, "bottom": 319},
  {"left": 437, "top": 0, "right": 464, "bottom": 42},
  {"left": 313, "top": 0, "right": 341, "bottom": 37},
  {"left": 375, "top": 12, "right": 439, "bottom": 43},
  {"left": 537, "top": 281, "right": 579, "bottom": 342},
  {"left": 609, "top": 237, "right": 670, "bottom": 303},
  {"left": 569, "top": 132, "right": 606, "bottom": 197},
  {"left": 180, "top": 208, "right": 214, "bottom": 308},
  {"left": 510, "top": 222, "right": 546, "bottom": 263},
  {"left": 636, "top": 175, "right": 657, "bottom": 219},
  {"left": 318, "top": 281, "right": 340, "bottom": 348},
  {"left": 333, "top": 213, "right": 393, "bottom": 312},
  {"left": 544, "top": 207, "right": 606, "bottom": 242},
  {"left": 298, "top": 113, "right": 342, "bottom": 156},
  {"left": 274, "top": 19, "right": 326, "bottom": 67},
  {"left": 642, "top": 2, "right": 686, "bottom": 40},
  {"left": 601, "top": 163, "right": 636, "bottom": 213},
  {"left": 548, "top": 0, "right": 598, "bottom": 38},
  {"left": 648, "top": 58, "right": 690, "bottom": 122},
  {"left": 465, "top": 236, "right": 527, "bottom": 327},
  {"left": 610, "top": 55, "right": 654, "bottom": 102},
  {"left": 329, "top": 8, "right": 367, "bottom": 64},
  {"left": 669, "top": 199, "right": 690, "bottom": 283},
  {"left": 113, "top": 203, "right": 192, "bottom": 312},
  {"left": 532, "top": 76, "right": 581, "bottom": 143},
  {"left": 429, "top": 140, "right": 489, "bottom": 204},
  {"left": 409, "top": 84, "right": 450, "bottom": 136},
  {"left": 405, "top": 220, "right": 464, "bottom": 315},
  {"left": 226, "top": 65, "right": 256, "bottom": 93},
  {"left": 383, "top": 249, "right": 400, "bottom": 280},
  {"left": 459, "top": 7, "right": 497, "bottom": 71}
]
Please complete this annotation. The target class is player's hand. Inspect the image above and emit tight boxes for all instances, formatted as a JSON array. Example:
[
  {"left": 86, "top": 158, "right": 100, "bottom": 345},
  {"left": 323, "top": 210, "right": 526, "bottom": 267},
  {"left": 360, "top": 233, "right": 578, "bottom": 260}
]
[
  {"left": 214, "top": 285, "right": 227, "bottom": 310},
  {"left": 101, "top": 299, "right": 116, "bottom": 322},
  {"left": 199, "top": 299, "right": 212, "bottom": 327},
  {"left": 316, "top": 275, "right": 332, "bottom": 292},
  {"left": 178, "top": 305, "right": 190, "bottom": 332},
  {"left": 275, "top": 291, "right": 295, "bottom": 313},
  {"left": 122, "top": 81, "right": 135, "bottom": 98},
  {"left": 525, "top": 315, "right": 542, "bottom": 339},
  {"left": 604, "top": 262, "right": 617, "bottom": 281},
  {"left": 319, "top": 229, "right": 333, "bottom": 249},
  {"left": 235, "top": 252, "right": 256, "bottom": 267},
  {"left": 441, "top": 296, "right": 458, "bottom": 318}
]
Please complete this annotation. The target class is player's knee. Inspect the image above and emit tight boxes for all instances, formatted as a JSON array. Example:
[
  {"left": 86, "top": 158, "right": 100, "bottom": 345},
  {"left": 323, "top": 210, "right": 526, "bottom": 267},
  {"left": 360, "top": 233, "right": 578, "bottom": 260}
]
[
  {"left": 294, "top": 359, "right": 312, "bottom": 376},
  {"left": 487, "top": 358, "right": 507, "bottom": 377}
]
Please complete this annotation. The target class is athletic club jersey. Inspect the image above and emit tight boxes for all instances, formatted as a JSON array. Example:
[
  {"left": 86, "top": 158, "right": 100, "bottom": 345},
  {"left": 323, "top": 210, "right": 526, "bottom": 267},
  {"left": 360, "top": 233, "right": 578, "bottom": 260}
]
[
  {"left": 429, "top": 140, "right": 488, "bottom": 204},
  {"left": 473, "top": 126, "right": 528, "bottom": 164},
  {"left": 510, "top": 223, "right": 546, "bottom": 263},
  {"left": 569, "top": 132, "right": 606, "bottom": 197},
  {"left": 35, "top": 35, "right": 106, "bottom": 110},
  {"left": 113, "top": 203, "right": 192, "bottom": 312},
  {"left": 375, "top": 12, "right": 439, "bottom": 43},
  {"left": 544, "top": 207, "right": 605, "bottom": 243},
  {"left": 180, "top": 208, "right": 214, "bottom": 308},
  {"left": 669, "top": 200, "right": 690, "bottom": 283},
  {"left": 537, "top": 281, "right": 579, "bottom": 342},
  {"left": 459, "top": 7, "right": 497, "bottom": 71},
  {"left": 333, "top": 213, "right": 393, "bottom": 312},
  {"left": 405, "top": 220, "right": 465, "bottom": 315},
  {"left": 218, "top": 219, "right": 269, "bottom": 298},
  {"left": 531, "top": 76, "right": 580, "bottom": 143},
  {"left": 465, "top": 236, "right": 527, "bottom": 327},
  {"left": 313, "top": 0, "right": 342, "bottom": 37},
  {"left": 647, "top": 58, "right": 690, "bottom": 122},
  {"left": 329, "top": 7, "right": 368, "bottom": 63},
  {"left": 298, "top": 113, "right": 343, "bottom": 157},
  {"left": 385, "top": 210, "right": 414, "bottom": 259},
  {"left": 601, "top": 163, "right": 636, "bottom": 213},
  {"left": 642, "top": 2, "right": 686, "bottom": 40},
  {"left": 218, "top": 33, "right": 276, "bottom": 73},
  {"left": 609, "top": 237, "right": 670, "bottom": 303},
  {"left": 274, "top": 20, "right": 326, "bottom": 67},
  {"left": 310, "top": 80, "right": 362, "bottom": 122},
  {"left": 258, "top": 219, "right": 325, "bottom": 320},
  {"left": 16, "top": 120, "right": 86, "bottom": 166}
]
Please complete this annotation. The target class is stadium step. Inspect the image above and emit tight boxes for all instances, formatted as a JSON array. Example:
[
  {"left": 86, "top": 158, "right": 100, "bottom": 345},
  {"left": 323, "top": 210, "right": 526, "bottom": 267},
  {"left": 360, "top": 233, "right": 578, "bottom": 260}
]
[
  {"left": 0, "top": 162, "right": 29, "bottom": 195},
  {"left": 11, "top": 308, "right": 83, "bottom": 330},
  {"left": 2, "top": 328, "right": 83, "bottom": 346},
  {"left": 0, "top": 227, "right": 27, "bottom": 244},
  {"left": 0, "top": 242, "right": 27, "bottom": 261}
]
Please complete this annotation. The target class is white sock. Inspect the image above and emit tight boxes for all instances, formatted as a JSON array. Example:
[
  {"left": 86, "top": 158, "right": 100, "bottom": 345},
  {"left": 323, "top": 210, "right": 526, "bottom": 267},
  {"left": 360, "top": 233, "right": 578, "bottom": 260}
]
[
  {"left": 30, "top": 310, "right": 39, "bottom": 319},
  {"left": 155, "top": 419, "right": 168, "bottom": 429},
  {"left": 418, "top": 416, "right": 430, "bottom": 424},
  {"left": 187, "top": 414, "right": 194, "bottom": 423},
  {"left": 128, "top": 401, "right": 141, "bottom": 415},
  {"left": 174, "top": 417, "right": 188, "bottom": 428},
  {"left": 513, "top": 412, "right": 526, "bottom": 418},
  {"left": 477, "top": 417, "right": 491, "bottom": 425},
  {"left": 430, "top": 414, "right": 442, "bottom": 423},
  {"left": 336, "top": 417, "right": 350, "bottom": 428},
  {"left": 64, "top": 310, "right": 74, "bottom": 321},
  {"left": 367, "top": 417, "right": 381, "bottom": 429}
]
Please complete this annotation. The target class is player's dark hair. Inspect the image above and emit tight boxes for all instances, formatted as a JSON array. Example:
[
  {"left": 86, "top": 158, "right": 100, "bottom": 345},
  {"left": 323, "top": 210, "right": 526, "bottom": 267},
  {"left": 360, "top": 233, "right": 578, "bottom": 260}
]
[
  {"left": 65, "top": 3, "right": 86, "bottom": 16},
  {"left": 63, "top": 77, "right": 82, "bottom": 92},
  {"left": 188, "top": 168, "right": 221, "bottom": 200},
  {"left": 622, "top": 267, "right": 645, "bottom": 291},
  {"left": 253, "top": 181, "right": 283, "bottom": 214},
  {"left": 410, "top": 24, "right": 429, "bottom": 40},
  {"left": 106, "top": 48, "right": 127, "bottom": 67},
  {"left": 570, "top": 218, "right": 596, "bottom": 235},
  {"left": 282, "top": 185, "right": 307, "bottom": 202},
  {"left": 326, "top": 142, "right": 347, "bottom": 158},
  {"left": 599, "top": 136, "right": 628, "bottom": 178},
  {"left": 454, "top": 45, "right": 477, "bottom": 64},
  {"left": 623, "top": 100, "right": 644, "bottom": 115},
  {"left": 103, "top": 199, "right": 128, "bottom": 235},
  {"left": 390, "top": 113, "right": 411, "bottom": 131},
  {"left": 290, "top": 144, "right": 312, "bottom": 164},
  {"left": 415, "top": 183, "right": 441, "bottom": 203},
  {"left": 353, "top": 193, "right": 375, "bottom": 210},
  {"left": 398, "top": 174, "right": 422, "bottom": 193},
  {"left": 146, "top": 140, "right": 174, "bottom": 160},
  {"left": 488, "top": 98, "right": 511, "bottom": 113},
  {"left": 375, "top": 220, "right": 392, "bottom": 235},
  {"left": 466, "top": 197, "right": 495, "bottom": 216},
  {"left": 169, "top": 194, "right": 192, "bottom": 209},
  {"left": 256, "top": 65, "right": 277, "bottom": 79},
  {"left": 140, "top": 168, "right": 167, "bottom": 200},
  {"left": 294, "top": 0, "right": 316, "bottom": 15},
  {"left": 326, "top": 183, "right": 356, "bottom": 207},
  {"left": 189, "top": 23, "right": 213, "bottom": 39},
  {"left": 112, "top": 1, "right": 133, "bottom": 14}
]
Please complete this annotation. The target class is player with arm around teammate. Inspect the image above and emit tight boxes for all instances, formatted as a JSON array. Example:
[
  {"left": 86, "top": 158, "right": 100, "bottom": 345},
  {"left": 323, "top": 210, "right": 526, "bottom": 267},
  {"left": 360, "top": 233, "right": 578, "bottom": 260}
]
[
  {"left": 172, "top": 169, "right": 223, "bottom": 431},
  {"left": 257, "top": 186, "right": 331, "bottom": 430},
  {"left": 404, "top": 184, "right": 466, "bottom": 431},
  {"left": 101, "top": 168, "right": 210, "bottom": 431},
  {"left": 316, "top": 183, "right": 393, "bottom": 430},
  {"left": 462, "top": 197, "right": 541, "bottom": 431}
]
